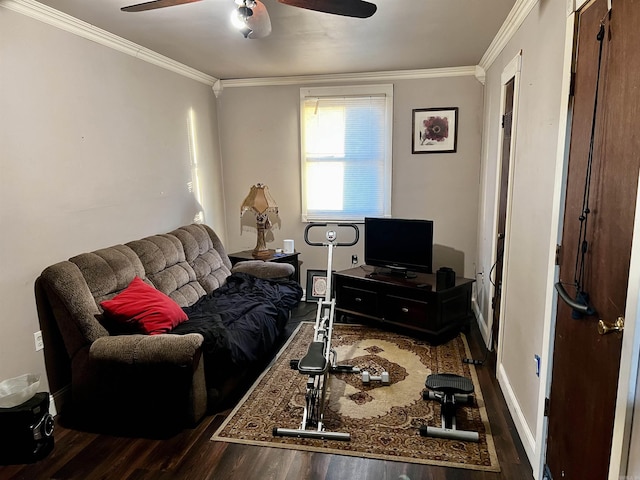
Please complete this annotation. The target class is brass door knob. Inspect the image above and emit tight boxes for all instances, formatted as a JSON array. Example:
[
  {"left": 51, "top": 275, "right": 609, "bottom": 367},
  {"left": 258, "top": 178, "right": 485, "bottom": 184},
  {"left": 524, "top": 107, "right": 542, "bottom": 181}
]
[{"left": 597, "top": 317, "right": 624, "bottom": 335}]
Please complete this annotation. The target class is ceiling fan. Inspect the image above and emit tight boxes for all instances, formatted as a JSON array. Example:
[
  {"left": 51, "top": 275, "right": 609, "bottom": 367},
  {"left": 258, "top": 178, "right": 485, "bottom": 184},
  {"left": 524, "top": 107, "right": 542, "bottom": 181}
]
[{"left": 121, "top": 0, "right": 377, "bottom": 39}]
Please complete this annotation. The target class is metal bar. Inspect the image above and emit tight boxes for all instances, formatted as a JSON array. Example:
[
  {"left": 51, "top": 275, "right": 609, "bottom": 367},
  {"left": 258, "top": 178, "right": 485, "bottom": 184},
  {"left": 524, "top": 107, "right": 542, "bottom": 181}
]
[
  {"left": 272, "top": 427, "right": 351, "bottom": 441},
  {"left": 422, "top": 426, "right": 479, "bottom": 443}
]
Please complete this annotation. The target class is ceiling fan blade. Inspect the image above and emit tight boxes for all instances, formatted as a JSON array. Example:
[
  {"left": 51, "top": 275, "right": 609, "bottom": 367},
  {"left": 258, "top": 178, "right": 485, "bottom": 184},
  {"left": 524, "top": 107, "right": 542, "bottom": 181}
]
[
  {"left": 246, "top": 0, "right": 272, "bottom": 39},
  {"left": 121, "top": 0, "right": 202, "bottom": 13},
  {"left": 277, "top": 0, "right": 376, "bottom": 18}
]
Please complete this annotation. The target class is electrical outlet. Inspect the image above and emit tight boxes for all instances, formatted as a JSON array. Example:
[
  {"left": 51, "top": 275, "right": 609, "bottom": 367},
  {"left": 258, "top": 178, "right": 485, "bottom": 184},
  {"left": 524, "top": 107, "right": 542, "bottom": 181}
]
[
  {"left": 351, "top": 255, "right": 358, "bottom": 265},
  {"left": 34, "top": 331, "right": 44, "bottom": 351}
]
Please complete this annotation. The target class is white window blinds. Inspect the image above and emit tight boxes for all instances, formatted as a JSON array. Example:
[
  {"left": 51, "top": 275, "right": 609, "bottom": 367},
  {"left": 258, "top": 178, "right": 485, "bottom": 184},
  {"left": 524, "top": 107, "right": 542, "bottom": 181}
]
[{"left": 300, "top": 85, "right": 393, "bottom": 222}]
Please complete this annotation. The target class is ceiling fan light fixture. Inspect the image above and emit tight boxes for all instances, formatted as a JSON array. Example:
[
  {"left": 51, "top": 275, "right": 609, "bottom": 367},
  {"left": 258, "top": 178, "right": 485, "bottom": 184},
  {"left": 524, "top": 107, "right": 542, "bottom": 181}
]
[
  {"left": 231, "top": 2, "right": 254, "bottom": 37},
  {"left": 231, "top": 5, "right": 251, "bottom": 25},
  {"left": 231, "top": 0, "right": 271, "bottom": 39},
  {"left": 238, "top": 5, "right": 254, "bottom": 18}
]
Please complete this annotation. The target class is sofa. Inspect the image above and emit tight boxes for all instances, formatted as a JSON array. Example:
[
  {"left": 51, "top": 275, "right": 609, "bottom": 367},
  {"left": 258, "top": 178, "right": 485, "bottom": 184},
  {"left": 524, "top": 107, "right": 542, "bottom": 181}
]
[{"left": 35, "top": 223, "right": 302, "bottom": 433}]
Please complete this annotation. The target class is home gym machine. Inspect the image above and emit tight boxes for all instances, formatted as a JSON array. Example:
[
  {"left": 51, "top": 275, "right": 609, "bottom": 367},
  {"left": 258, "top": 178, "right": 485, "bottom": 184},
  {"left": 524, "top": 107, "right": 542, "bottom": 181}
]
[
  {"left": 420, "top": 373, "right": 479, "bottom": 442},
  {"left": 273, "top": 223, "right": 359, "bottom": 441}
]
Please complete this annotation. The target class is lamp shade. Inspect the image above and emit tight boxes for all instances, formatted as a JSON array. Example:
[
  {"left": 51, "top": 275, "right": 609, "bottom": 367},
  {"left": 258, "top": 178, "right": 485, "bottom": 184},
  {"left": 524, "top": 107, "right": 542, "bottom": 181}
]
[{"left": 241, "top": 183, "right": 278, "bottom": 216}]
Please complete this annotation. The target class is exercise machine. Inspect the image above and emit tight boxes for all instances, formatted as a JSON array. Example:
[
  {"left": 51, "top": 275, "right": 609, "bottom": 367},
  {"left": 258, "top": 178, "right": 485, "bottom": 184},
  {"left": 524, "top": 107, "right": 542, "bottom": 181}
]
[
  {"left": 273, "top": 223, "right": 359, "bottom": 441},
  {"left": 419, "top": 373, "right": 479, "bottom": 442}
]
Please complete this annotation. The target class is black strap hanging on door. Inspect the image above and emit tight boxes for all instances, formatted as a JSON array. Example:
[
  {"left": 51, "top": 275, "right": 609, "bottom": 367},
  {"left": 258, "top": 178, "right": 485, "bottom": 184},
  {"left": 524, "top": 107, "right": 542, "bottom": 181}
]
[{"left": 555, "top": 21, "right": 607, "bottom": 318}]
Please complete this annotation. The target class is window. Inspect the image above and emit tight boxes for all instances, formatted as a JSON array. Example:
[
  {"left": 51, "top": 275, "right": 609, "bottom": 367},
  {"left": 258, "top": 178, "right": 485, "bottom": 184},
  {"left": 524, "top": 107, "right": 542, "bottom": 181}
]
[{"left": 300, "top": 84, "right": 393, "bottom": 222}]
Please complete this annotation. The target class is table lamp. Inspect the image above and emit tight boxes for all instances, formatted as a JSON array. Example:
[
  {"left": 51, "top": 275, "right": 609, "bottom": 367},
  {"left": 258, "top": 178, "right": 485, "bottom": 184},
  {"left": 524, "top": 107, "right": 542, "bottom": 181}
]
[{"left": 240, "top": 183, "right": 278, "bottom": 258}]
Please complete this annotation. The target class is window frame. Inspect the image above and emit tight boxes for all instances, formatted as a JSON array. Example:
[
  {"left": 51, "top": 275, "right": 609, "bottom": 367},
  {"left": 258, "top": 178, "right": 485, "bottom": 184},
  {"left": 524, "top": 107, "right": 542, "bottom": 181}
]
[{"left": 299, "top": 84, "right": 394, "bottom": 223}]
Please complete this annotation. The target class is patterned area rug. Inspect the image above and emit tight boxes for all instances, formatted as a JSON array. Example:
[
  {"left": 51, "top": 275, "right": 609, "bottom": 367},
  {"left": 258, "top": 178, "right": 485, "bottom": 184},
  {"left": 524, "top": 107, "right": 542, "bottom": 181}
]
[{"left": 212, "top": 322, "right": 500, "bottom": 472}]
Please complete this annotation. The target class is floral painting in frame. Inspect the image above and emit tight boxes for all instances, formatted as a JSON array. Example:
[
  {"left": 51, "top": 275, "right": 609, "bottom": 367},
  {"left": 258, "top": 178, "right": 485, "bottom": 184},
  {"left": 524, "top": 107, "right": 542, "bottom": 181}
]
[{"left": 412, "top": 107, "right": 458, "bottom": 154}]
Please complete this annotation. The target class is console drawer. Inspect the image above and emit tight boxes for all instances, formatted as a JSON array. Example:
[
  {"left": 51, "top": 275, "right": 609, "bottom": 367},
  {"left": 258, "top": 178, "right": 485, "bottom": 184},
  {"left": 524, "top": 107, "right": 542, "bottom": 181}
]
[
  {"left": 338, "top": 285, "right": 378, "bottom": 316},
  {"left": 383, "top": 295, "right": 429, "bottom": 328}
]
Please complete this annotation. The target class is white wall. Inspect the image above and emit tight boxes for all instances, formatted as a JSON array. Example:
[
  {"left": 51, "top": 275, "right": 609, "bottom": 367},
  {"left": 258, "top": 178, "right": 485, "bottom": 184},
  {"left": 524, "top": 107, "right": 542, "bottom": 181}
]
[
  {"left": 476, "top": 0, "right": 568, "bottom": 463},
  {"left": 0, "top": 8, "right": 224, "bottom": 395},
  {"left": 216, "top": 75, "right": 484, "bottom": 282}
]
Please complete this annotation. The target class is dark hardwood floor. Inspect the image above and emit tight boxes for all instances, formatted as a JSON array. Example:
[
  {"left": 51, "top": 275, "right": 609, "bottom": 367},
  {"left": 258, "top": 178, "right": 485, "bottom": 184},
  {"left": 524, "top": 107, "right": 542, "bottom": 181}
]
[{"left": 0, "top": 303, "right": 534, "bottom": 480}]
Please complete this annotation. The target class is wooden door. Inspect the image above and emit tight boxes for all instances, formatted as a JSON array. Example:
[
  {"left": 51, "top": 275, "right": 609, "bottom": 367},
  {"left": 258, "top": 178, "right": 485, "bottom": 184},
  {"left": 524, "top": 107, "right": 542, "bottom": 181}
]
[
  {"left": 546, "top": 0, "right": 640, "bottom": 478},
  {"left": 491, "top": 78, "right": 515, "bottom": 349}
]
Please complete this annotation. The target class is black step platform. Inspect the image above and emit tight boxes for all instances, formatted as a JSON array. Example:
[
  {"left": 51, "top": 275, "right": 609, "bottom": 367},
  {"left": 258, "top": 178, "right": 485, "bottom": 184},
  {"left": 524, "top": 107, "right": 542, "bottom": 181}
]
[
  {"left": 421, "top": 373, "right": 479, "bottom": 442},
  {"left": 425, "top": 373, "right": 474, "bottom": 394}
]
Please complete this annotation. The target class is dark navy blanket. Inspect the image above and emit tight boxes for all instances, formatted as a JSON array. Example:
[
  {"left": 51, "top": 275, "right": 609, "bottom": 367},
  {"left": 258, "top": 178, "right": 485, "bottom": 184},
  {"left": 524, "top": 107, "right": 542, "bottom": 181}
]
[{"left": 172, "top": 272, "right": 302, "bottom": 391}]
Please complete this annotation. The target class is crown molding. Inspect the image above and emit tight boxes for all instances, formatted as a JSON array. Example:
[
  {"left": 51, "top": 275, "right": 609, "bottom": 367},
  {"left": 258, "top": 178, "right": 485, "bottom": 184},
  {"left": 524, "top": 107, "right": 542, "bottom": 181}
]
[
  {"left": 220, "top": 66, "right": 479, "bottom": 89},
  {"left": 1, "top": 0, "right": 218, "bottom": 87},
  {"left": 479, "top": 0, "right": 539, "bottom": 71},
  {"left": 3, "top": 0, "right": 534, "bottom": 92},
  {"left": 475, "top": 65, "right": 487, "bottom": 85}
]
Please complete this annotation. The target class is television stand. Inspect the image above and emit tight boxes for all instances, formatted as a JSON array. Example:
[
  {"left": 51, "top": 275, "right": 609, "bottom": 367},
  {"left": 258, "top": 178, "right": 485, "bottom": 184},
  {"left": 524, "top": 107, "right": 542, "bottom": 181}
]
[{"left": 334, "top": 267, "right": 475, "bottom": 344}]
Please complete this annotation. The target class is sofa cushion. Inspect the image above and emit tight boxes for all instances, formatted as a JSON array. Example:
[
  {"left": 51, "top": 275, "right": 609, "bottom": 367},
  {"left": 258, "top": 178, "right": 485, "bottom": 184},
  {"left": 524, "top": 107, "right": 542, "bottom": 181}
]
[
  {"left": 170, "top": 224, "right": 232, "bottom": 295},
  {"left": 100, "top": 276, "right": 188, "bottom": 335},
  {"left": 70, "top": 245, "right": 146, "bottom": 304},
  {"left": 126, "top": 225, "right": 232, "bottom": 307}
]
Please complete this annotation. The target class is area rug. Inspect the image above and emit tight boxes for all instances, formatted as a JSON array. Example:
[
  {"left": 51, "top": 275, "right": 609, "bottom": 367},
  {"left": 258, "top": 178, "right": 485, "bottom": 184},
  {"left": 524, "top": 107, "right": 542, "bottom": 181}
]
[{"left": 212, "top": 322, "right": 500, "bottom": 472}]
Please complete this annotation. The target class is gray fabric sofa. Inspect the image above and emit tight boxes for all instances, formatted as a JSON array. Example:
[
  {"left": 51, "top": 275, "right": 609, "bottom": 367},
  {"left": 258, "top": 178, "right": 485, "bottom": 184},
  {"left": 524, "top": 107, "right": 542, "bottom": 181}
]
[{"left": 35, "top": 223, "right": 298, "bottom": 433}]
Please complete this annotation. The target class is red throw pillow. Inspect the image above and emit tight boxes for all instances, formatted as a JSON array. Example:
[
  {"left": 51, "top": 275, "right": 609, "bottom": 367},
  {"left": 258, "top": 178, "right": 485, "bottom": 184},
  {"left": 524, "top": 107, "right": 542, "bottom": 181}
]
[{"left": 100, "top": 276, "right": 188, "bottom": 335}]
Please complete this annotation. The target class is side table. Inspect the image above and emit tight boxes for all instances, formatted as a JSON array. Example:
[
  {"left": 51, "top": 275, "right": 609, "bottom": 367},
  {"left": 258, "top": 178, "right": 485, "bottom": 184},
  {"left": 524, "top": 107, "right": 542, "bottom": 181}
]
[{"left": 228, "top": 249, "right": 301, "bottom": 284}]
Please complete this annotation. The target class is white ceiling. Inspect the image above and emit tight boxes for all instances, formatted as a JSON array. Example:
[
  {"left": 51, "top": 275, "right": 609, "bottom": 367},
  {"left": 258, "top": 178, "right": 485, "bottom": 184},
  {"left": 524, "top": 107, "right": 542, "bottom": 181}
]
[{"left": 35, "top": 0, "right": 516, "bottom": 80}]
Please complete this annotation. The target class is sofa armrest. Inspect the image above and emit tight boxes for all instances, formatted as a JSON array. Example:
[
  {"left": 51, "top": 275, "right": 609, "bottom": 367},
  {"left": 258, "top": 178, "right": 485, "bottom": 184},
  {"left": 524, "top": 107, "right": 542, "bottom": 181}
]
[
  {"left": 231, "top": 260, "right": 294, "bottom": 279},
  {"left": 90, "top": 333, "right": 203, "bottom": 366}
]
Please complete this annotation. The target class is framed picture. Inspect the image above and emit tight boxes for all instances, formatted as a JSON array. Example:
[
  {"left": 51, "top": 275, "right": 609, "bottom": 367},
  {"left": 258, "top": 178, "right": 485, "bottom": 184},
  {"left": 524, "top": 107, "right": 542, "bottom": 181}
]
[
  {"left": 305, "top": 269, "right": 332, "bottom": 302},
  {"left": 412, "top": 107, "right": 458, "bottom": 154}
]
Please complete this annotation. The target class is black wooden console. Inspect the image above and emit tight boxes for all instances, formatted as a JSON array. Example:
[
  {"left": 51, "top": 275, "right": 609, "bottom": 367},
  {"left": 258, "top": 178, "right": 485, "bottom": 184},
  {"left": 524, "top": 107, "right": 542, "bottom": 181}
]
[{"left": 333, "top": 267, "right": 475, "bottom": 344}]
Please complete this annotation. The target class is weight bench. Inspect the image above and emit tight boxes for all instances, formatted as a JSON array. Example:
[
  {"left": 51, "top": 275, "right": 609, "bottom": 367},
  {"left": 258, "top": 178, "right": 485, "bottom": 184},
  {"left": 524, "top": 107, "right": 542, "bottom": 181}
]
[{"left": 420, "top": 373, "right": 479, "bottom": 442}]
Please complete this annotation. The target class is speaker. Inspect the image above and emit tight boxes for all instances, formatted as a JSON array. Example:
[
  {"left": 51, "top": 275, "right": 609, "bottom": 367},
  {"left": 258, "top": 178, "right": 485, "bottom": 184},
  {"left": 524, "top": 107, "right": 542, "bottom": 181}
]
[
  {"left": 436, "top": 267, "right": 456, "bottom": 290},
  {"left": 0, "top": 392, "right": 54, "bottom": 464}
]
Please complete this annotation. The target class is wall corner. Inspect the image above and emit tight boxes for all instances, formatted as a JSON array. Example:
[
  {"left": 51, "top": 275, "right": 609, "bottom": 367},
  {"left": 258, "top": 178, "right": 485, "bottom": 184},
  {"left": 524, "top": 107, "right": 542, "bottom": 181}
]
[
  {"left": 213, "top": 79, "right": 224, "bottom": 98},
  {"left": 475, "top": 65, "right": 487, "bottom": 85}
]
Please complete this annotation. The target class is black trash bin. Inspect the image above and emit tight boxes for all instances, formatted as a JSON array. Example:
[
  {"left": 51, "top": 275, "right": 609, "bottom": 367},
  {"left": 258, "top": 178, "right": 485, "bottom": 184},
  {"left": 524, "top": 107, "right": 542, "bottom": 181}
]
[{"left": 0, "top": 392, "right": 54, "bottom": 464}]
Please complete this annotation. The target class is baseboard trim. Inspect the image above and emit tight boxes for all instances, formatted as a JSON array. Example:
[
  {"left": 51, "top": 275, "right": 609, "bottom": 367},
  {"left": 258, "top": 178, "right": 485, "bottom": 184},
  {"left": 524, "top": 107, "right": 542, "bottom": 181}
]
[
  {"left": 472, "top": 298, "right": 492, "bottom": 348},
  {"left": 48, "top": 393, "right": 58, "bottom": 417},
  {"left": 497, "top": 362, "right": 536, "bottom": 468},
  {"left": 50, "top": 385, "right": 71, "bottom": 418}
]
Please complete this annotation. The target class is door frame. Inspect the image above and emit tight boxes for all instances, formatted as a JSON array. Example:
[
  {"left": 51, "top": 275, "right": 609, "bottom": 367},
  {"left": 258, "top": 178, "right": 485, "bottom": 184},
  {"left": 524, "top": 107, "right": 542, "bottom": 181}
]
[
  {"left": 486, "top": 51, "right": 522, "bottom": 361},
  {"left": 535, "top": 0, "right": 640, "bottom": 478},
  {"left": 611, "top": 170, "right": 640, "bottom": 478}
]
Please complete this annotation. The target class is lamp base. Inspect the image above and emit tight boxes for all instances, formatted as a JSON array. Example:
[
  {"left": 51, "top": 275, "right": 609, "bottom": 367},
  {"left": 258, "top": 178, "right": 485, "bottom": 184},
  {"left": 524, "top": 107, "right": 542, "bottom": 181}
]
[
  {"left": 252, "top": 248, "right": 274, "bottom": 259},
  {"left": 252, "top": 219, "right": 273, "bottom": 259}
]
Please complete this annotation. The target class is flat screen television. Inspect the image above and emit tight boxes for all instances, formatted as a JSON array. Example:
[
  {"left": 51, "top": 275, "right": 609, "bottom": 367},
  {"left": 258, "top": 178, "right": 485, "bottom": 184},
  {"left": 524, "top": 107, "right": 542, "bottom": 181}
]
[{"left": 364, "top": 217, "right": 434, "bottom": 276}]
